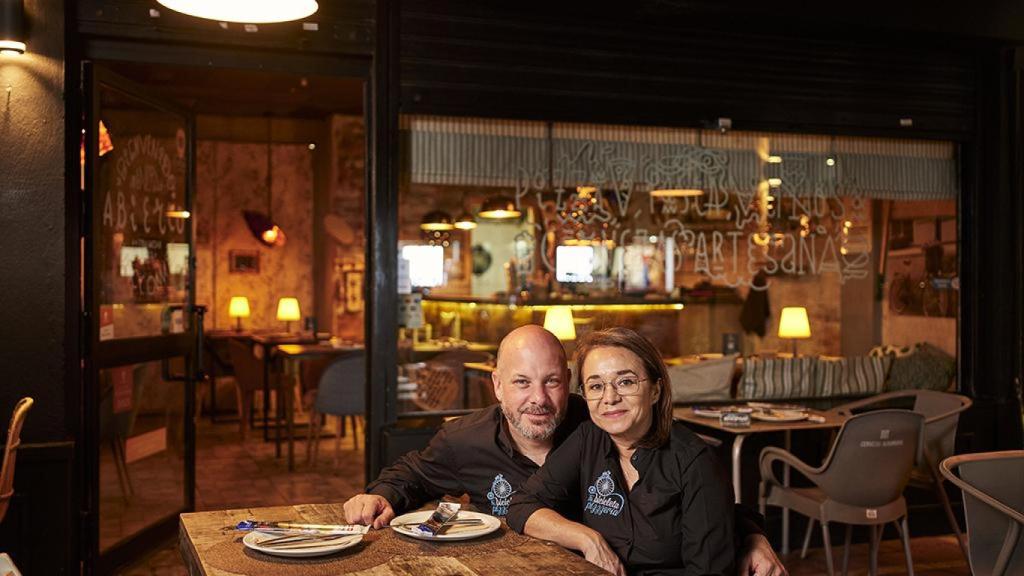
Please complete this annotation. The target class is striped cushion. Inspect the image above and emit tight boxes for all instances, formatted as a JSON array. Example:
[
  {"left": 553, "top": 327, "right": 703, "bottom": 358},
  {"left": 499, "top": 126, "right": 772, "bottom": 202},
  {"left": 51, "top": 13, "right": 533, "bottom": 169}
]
[
  {"left": 818, "top": 356, "right": 891, "bottom": 398},
  {"left": 739, "top": 357, "right": 819, "bottom": 400}
]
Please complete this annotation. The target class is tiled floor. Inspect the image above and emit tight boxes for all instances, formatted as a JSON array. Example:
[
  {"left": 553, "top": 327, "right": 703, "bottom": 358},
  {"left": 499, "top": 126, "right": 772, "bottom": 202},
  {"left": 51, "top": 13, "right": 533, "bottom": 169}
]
[{"left": 117, "top": 417, "right": 969, "bottom": 575}]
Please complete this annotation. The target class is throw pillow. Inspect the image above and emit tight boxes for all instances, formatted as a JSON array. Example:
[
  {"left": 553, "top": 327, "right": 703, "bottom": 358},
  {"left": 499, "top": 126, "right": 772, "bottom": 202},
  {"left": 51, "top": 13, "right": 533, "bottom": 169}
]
[
  {"left": 818, "top": 356, "right": 891, "bottom": 398},
  {"left": 668, "top": 354, "right": 738, "bottom": 403},
  {"left": 739, "top": 357, "right": 818, "bottom": 400},
  {"left": 886, "top": 342, "right": 955, "bottom": 392}
]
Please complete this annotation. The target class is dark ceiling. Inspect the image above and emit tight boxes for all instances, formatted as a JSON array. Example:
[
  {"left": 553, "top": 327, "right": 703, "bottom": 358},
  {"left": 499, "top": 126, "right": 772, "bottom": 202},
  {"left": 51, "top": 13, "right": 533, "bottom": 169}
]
[{"left": 106, "top": 61, "right": 364, "bottom": 118}]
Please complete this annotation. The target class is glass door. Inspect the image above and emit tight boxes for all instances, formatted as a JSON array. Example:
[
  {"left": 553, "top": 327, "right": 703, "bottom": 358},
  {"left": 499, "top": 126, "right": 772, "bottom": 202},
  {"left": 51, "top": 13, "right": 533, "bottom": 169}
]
[{"left": 81, "top": 64, "right": 198, "bottom": 573}]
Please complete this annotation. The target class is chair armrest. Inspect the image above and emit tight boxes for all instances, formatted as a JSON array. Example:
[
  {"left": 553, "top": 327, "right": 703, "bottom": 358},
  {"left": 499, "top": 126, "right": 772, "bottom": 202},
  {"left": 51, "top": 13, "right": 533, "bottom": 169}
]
[
  {"left": 759, "top": 446, "right": 821, "bottom": 488},
  {"left": 832, "top": 390, "right": 913, "bottom": 417},
  {"left": 940, "top": 454, "right": 1024, "bottom": 526},
  {"left": 922, "top": 396, "right": 972, "bottom": 426}
]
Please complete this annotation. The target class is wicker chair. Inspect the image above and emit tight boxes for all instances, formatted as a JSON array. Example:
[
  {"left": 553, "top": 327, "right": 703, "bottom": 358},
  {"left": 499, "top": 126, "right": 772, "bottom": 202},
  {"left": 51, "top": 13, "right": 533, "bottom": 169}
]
[{"left": 0, "top": 398, "right": 33, "bottom": 524}]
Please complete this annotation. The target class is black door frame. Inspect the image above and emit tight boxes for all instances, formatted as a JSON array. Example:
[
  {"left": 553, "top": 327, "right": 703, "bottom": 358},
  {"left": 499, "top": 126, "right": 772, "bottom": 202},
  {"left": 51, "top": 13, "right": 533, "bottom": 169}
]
[
  {"left": 76, "top": 41, "right": 373, "bottom": 573},
  {"left": 81, "top": 63, "right": 198, "bottom": 574}
]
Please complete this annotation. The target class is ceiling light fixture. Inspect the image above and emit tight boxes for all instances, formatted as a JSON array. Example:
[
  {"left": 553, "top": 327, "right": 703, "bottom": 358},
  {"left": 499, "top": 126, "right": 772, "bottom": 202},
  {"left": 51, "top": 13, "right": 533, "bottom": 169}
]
[
  {"left": 649, "top": 188, "right": 704, "bottom": 198},
  {"left": 479, "top": 196, "right": 521, "bottom": 219},
  {"left": 453, "top": 212, "right": 477, "bottom": 230},
  {"left": 0, "top": 0, "right": 26, "bottom": 56},
  {"left": 420, "top": 210, "right": 454, "bottom": 231},
  {"left": 156, "top": 0, "right": 318, "bottom": 24}
]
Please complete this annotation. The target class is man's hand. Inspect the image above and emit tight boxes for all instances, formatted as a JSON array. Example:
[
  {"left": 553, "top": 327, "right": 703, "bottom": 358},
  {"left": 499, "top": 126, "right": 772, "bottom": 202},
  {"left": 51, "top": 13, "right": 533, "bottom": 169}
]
[
  {"left": 577, "top": 529, "right": 627, "bottom": 576},
  {"left": 738, "top": 533, "right": 787, "bottom": 576},
  {"left": 343, "top": 494, "right": 395, "bottom": 529}
]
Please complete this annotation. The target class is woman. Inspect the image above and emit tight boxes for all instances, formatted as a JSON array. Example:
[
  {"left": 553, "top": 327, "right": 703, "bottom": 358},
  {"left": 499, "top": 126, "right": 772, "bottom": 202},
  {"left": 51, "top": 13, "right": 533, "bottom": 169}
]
[{"left": 507, "top": 328, "right": 735, "bottom": 576}]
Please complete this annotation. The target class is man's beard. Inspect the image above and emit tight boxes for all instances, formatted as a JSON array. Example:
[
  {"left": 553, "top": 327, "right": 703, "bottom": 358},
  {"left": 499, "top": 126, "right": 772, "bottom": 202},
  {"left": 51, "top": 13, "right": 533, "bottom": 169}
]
[{"left": 502, "top": 403, "right": 564, "bottom": 440}]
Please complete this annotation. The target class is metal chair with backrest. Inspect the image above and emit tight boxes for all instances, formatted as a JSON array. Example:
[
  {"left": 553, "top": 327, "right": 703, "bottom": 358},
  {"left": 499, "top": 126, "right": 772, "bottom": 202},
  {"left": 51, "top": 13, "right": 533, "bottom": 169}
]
[
  {"left": 940, "top": 451, "right": 1024, "bottom": 576},
  {"left": 413, "top": 350, "right": 491, "bottom": 412},
  {"left": 833, "top": 389, "right": 972, "bottom": 560},
  {"left": 0, "top": 397, "right": 33, "bottom": 524},
  {"left": 307, "top": 351, "right": 365, "bottom": 466},
  {"left": 759, "top": 410, "right": 925, "bottom": 576}
]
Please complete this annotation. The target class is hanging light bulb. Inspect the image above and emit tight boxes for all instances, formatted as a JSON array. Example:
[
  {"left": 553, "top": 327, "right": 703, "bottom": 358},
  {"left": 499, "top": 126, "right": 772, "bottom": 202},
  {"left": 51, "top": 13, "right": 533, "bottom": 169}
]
[
  {"left": 242, "top": 117, "right": 286, "bottom": 248},
  {"left": 156, "top": 0, "right": 318, "bottom": 24},
  {"left": 479, "top": 196, "right": 521, "bottom": 219}
]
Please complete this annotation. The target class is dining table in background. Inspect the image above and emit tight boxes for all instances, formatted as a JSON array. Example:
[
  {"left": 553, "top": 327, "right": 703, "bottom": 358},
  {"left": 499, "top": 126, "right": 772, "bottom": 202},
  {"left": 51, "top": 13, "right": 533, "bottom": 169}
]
[
  {"left": 673, "top": 405, "right": 848, "bottom": 554},
  {"left": 179, "top": 502, "right": 607, "bottom": 576},
  {"left": 249, "top": 333, "right": 320, "bottom": 445}
]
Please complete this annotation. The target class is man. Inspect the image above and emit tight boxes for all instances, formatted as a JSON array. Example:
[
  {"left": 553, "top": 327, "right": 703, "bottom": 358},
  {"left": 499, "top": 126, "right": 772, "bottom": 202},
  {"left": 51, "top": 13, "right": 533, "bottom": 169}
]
[{"left": 344, "top": 325, "right": 786, "bottom": 576}]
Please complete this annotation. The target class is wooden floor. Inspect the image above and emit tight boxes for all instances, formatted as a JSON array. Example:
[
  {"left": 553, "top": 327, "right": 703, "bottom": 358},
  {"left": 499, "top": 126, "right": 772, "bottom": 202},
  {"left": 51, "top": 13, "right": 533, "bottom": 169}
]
[{"left": 116, "top": 417, "right": 969, "bottom": 576}]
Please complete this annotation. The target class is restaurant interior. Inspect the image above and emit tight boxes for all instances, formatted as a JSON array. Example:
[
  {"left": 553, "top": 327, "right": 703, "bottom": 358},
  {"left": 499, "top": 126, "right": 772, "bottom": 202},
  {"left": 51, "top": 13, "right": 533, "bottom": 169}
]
[{"left": 1, "top": 1, "right": 1023, "bottom": 575}]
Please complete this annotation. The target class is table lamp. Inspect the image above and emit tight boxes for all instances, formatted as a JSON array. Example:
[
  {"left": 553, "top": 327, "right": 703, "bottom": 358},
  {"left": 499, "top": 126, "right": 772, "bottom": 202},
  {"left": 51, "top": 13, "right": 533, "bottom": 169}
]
[
  {"left": 276, "top": 297, "right": 301, "bottom": 333},
  {"left": 228, "top": 296, "right": 250, "bottom": 331},
  {"left": 543, "top": 306, "right": 576, "bottom": 341},
  {"left": 778, "top": 306, "right": 811, "bottom": 356}
]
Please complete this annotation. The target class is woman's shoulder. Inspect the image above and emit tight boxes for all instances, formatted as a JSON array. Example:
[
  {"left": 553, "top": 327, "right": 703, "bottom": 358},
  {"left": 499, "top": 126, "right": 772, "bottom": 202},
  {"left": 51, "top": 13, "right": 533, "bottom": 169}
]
[{"left": 664, "top": 420, "right": 713, "bottom": 463}]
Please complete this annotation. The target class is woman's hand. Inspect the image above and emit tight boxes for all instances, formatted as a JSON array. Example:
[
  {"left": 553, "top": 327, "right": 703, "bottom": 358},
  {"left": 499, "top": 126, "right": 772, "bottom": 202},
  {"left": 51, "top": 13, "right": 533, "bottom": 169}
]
[{"left": 577, "top": 529, "right": 627, "bottom": 576}]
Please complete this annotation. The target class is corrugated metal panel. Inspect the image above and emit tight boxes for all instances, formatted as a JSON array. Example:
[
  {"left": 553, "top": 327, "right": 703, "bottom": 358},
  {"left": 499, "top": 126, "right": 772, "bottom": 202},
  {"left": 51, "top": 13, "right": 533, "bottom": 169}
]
[{"left": 403, "top": 115, "right": 958, "bottom": 200}]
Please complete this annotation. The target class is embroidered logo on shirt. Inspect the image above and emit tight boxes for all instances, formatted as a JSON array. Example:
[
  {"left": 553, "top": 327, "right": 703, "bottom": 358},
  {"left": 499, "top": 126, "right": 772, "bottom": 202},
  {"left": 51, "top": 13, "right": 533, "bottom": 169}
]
[
  {"left": 487, "top": 473, "right": 515, "bottom": 516},
  {"left": 585, "top": 471, "right": 625, "bottom": 517}
]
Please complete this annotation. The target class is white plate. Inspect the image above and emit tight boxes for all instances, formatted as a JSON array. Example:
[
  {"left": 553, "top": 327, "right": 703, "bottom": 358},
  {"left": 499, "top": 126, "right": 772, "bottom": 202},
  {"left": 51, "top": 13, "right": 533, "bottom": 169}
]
[
  {"left": 390, "top": 510, "right": 501, "bottom": 541},
  {"left": 751, "top": 410, "right": 808, "bottom": 422},
  {"left": 242, "top": 531, "right": 363, "bottom": 558}
]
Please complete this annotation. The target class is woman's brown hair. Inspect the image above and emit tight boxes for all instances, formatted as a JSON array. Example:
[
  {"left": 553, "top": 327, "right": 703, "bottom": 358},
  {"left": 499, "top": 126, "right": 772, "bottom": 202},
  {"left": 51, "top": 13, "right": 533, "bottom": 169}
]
[{"left": 574, "top": 327, "right": 673, "bottom": 449}]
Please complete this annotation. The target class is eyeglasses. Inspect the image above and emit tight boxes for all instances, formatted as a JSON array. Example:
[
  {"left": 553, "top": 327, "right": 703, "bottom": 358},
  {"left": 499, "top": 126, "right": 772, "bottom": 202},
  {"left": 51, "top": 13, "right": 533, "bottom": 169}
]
[{"left": 582, "top": 376, "right": 648, "bottom": 400}]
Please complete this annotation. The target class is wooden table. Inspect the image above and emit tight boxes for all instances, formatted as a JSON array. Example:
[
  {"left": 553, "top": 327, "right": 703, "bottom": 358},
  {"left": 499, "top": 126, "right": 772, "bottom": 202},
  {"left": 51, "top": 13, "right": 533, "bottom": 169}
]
[
  {"left": 179, "top": 503, "right": 606, "bottom": 576},
  {"left": 674, "top": 404, "right": 848, "bottom": 554},
  {"left": 272, "top": 344, "right": 364, "bottom": 471},
  {"left": 250, "top": 333, "right": 319, "bottom": 444}
]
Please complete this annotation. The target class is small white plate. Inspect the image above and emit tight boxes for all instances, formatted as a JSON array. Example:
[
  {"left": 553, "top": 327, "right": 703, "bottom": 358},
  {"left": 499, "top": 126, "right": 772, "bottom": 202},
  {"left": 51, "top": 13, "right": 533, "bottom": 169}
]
[
  {"left": 751, "top": 410, "right": 808, "bottom": 422},
  {"left": 390, "top": 510, "right": 501, "bottom": 541},
  {"left": 242, "top": 531, "right": 363, "bottom": 558}
]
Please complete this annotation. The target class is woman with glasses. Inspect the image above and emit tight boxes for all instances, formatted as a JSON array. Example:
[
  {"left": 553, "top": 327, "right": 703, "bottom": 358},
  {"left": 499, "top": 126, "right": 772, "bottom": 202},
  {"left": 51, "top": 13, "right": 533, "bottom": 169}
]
[{"left": 507, "top": 327, "right": 735, "bottom": 576}]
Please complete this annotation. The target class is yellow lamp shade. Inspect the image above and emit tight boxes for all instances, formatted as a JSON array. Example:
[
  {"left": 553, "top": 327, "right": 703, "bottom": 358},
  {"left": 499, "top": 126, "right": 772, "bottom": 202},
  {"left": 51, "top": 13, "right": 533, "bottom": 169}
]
[
  {"left": 543, "top": 306, "right": 577, "bottom": 341},
  {"left": 778, "top": 307, "right": 811, "bottom": 339},
  {"left": 276, "top": 297, "right": 302, "bottom": 322},
  {"left": 228, "top": 296, "right": 251, "bottom": 318}
]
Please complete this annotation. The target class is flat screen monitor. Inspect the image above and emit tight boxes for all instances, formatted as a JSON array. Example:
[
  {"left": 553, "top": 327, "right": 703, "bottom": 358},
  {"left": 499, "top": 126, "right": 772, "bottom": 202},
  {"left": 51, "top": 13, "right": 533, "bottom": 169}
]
[{"left": 556, "top": 245, "right": 594, "bottom": 283}]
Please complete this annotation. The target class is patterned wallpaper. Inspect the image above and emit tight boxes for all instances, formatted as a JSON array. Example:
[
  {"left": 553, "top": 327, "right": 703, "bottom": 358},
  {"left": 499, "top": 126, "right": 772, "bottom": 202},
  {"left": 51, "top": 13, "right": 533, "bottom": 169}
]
[{"left": 194, "top": 141, "right": 315, "bottom": 331}]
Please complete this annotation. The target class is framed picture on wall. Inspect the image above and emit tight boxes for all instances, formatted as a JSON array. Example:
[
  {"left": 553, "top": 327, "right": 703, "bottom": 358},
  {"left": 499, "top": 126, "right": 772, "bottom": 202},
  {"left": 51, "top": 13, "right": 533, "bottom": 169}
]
[{"left": 229, "top": 250, "right": 260, "bottom": 274}]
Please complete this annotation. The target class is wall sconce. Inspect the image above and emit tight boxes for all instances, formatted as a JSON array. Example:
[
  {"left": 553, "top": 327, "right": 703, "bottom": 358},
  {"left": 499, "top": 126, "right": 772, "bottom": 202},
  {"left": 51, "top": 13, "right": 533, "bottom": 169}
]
[
  {"left": 1, "top": 0, "right": 27, "bottom": 56},
  {"left": 228, "top": 296, "right": 251, "bottom": 331},
  {"left": 276, "top": 297, "right": 301, "bottom": 333}
]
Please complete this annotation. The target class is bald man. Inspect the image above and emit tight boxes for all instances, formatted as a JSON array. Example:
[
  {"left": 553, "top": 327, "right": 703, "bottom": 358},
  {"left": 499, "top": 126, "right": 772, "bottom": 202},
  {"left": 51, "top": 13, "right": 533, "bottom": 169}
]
[{"left": 343, "top": 325, "right": 785, "bottom": 575}]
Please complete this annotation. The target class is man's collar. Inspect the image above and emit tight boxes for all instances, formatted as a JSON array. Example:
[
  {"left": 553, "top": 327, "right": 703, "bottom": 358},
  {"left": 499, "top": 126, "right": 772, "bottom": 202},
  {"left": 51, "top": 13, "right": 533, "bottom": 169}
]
[{"left": 495, "top": 407, "right": 518, "bottom": 459}]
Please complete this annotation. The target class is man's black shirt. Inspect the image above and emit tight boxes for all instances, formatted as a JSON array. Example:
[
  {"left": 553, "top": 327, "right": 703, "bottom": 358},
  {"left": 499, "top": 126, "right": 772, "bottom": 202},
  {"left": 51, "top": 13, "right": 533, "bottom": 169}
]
[{"left": 507, "top": 420, "right": 736, "bottom": 576}]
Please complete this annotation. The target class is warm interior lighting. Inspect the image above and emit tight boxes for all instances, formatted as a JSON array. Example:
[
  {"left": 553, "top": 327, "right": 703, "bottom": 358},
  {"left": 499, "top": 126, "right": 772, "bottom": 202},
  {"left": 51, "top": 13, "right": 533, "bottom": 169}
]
[
  {"left": 228, "top": 296, "right": 250, "bottom": 331},
  {"left": 768, "top": 178, "right": 783, "bottom": 187},
  {"left": 0, "top": 0, "right": 26, "bottom": 56},
  {"left": 420, "top": 210, "right": 455, "bottom": 231},
  {"left": 276, "top": 297, "right": 301, "bottom": 332},
  {"left": 778, "top": 306, "right": 811, "bottom": 356},
  {"left": 453, "top": 212, "right": 477, "bottom": 230},
  {"left": 156, "top": 0, "right": 318, "bottom": 23},
  {"left": 479, "top": 197, "right": 522, "bottom": 219},
  {"left": 543, "top": 306, "right": 576, "bottom": 341},
  {"left": 165, "top": 209, "right": 191, "bottom": 219},
  {"left": 243, "top": 211, "right": 286, "bottom": 247},
  {"left": 767, "top": 155, "right": 783, "bottom": 164},
  {"left": 0, "top": 40, "right": 24, "bottom": 55},
  {"left": 650, "top": 188, "right": 704, "bottom": 198}
]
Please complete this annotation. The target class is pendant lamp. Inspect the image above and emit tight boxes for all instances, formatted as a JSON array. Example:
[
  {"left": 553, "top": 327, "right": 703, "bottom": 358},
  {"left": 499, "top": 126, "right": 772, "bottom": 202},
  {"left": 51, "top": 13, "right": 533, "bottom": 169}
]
[
  {"left": 244, "top": 118, "right": 286, "bottom": 248},
  {"left": 420, "top": 210, "right": 454, "bottom": 231},
  {"left": 479, "top": 196, "right": 521, "bottom": 219},
  {"left": 156, "top": 0, "right": 318, "bottom": 24},
  {"left": 453, "top": 212, "right": 477, "bottom": 230}
]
